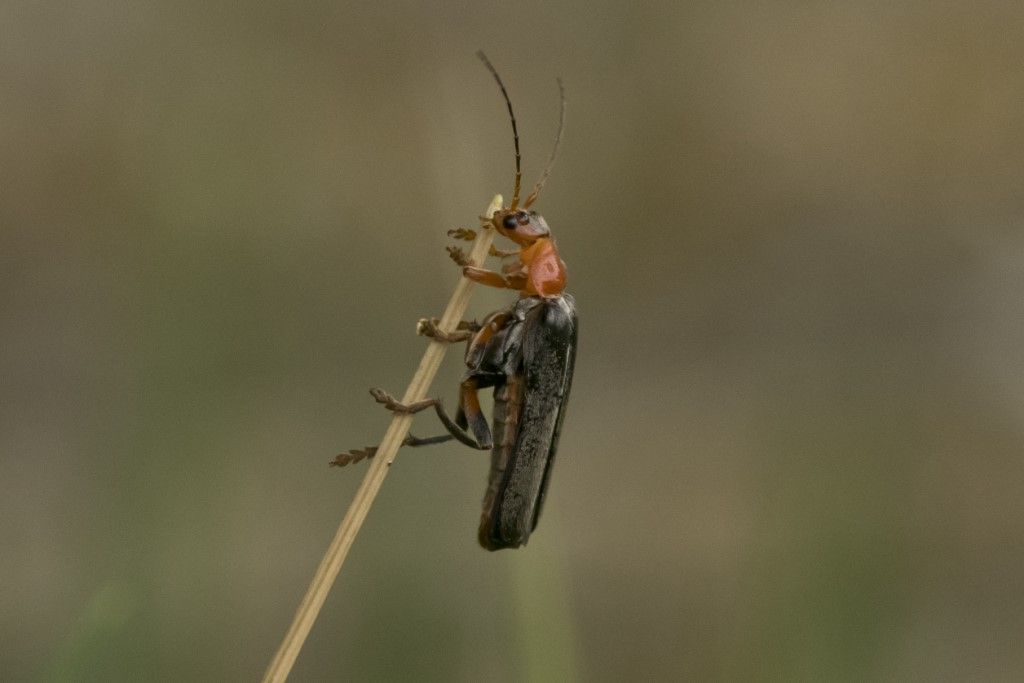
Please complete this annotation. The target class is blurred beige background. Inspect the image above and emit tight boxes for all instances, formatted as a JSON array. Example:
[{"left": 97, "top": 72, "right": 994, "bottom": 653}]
[{"left": 4, "top": 1, "right": 1024, "bottom": 680}]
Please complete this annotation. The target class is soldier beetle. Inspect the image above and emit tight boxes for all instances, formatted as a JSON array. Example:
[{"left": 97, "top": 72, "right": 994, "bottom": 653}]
[{"left": 333, "top": 53, "right": 576, "bottom": 551}]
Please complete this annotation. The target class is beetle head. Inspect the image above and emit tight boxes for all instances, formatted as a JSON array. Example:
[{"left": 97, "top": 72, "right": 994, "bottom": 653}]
[{"left": 492, "top": 208, "right": 550, "bottom": 246}]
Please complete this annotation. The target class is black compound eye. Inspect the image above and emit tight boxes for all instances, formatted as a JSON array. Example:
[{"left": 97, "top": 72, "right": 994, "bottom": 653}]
[{"left": 502, "top": 215, "right": 518, "bottom": 230}]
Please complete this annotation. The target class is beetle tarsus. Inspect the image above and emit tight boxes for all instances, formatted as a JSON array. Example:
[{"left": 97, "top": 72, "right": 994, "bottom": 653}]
[
  {"left": 330, "top": 445, "right": 377, "bottom": 467},
  {"left": 447, "top": 245, "right": 472, "bottom": 267},
  {"left": 331, "top": 432, "right": 459, "bottom": 467},
  {"left": 447, "top": 227, "right": 477, "bottom": 241}
]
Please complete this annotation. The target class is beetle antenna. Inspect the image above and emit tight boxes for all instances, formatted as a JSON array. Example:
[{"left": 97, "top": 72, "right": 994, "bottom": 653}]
[
  {"left": 476, "top": 50, "right": 522, "bottom": 209},
  {"left": 524, "top": 78, "right": 565, "bottom": 209}
]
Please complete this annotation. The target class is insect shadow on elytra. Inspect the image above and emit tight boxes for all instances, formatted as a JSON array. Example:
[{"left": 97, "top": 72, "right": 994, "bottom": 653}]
[{"left": 332, "top": 51, "right": 577, "bottom": 551}]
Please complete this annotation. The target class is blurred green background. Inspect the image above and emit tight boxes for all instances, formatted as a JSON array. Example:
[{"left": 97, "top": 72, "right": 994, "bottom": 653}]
[{"left": 3, "top": 1, "right": 1024, "bottom": 680}]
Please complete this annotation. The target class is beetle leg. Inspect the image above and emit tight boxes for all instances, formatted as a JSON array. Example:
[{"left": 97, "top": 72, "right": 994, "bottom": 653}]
[
  {"left": 388, "top": 391, "right": 476, "bottom": 449},
  {"left": 459, "top": 377, "right": 493, "bottom": 449},
  {"left": 369, "top": 387, "right": 438, "bottom": 414},
  {"left": 331, "top": 445, "right": 376, "bottom": 467},
  {"left": 489, "top": 245, "right": 518, "bottom": 258},
  {"left": 501, "top": 259, "right": 527, "bottom": 276},
  {"left": 402, "top": 432, "right": 455, "bottom": 447},
  {"left": 416, "top": 317, "right": 480, "bottom": 343},
  {"left": 454, "top": 403, "right": 469, "bottom": 429},
  {"left": 462, "top": 266, "right": 526, "bottom": 291},
  {"left": 447, "top": 227, "right": 477, "bottom": 241},
  {"left": 467, "top": 311, "right": 510, "bottom": 346},
  {"left": 369, "top": 388, "right": 486, "bottom": 449},
  {"left": 447, "top": 245, "right": 471, "bottom": 267},
  {"left": 331, "top": 431, "right": 460, "bottom": 467},
  {"left": 430, "top": 395, "right": 486, "bottom": 449},
  {"left": 462, "top": 311, "right": 512, "bottom": 367}
]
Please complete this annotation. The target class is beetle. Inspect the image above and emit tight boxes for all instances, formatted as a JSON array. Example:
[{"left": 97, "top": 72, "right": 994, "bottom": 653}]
[{"left": 332, "top": 52, "right": 576, "bottom": 551}]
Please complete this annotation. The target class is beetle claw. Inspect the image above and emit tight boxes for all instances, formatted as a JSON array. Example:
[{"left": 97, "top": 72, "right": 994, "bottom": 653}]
[{"left": 446, "top": 245, "right": 471, "bottom": 267}]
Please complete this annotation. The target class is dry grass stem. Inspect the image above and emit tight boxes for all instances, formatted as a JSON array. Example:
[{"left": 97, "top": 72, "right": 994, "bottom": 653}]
[{"left": 260, "top": 195, "right": 502, "bottom": 683}]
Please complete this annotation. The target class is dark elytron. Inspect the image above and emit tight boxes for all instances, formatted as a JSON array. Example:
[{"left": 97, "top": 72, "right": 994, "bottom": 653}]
[{"left": 470, "top": 295, "right": 577, "bottom": 549}]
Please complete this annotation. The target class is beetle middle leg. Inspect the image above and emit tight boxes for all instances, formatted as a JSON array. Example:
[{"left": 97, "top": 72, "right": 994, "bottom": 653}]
[
  {"left": 416, "top": 317, "right": 479, "bottom": 343},
  {"left": 369, "top": 387, "right": 487, "bottom": 450},
  {"left": 462, "top": 266, "right": 526, "bottom": 291}
]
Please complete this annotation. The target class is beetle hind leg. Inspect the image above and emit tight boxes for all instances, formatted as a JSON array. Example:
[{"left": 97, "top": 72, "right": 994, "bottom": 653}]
[
  {"left": 330, "top": 431, "right": 457, "bottom": 467},
  {"left": 403, "top": 432, "right": 455, "bottom": 447}
]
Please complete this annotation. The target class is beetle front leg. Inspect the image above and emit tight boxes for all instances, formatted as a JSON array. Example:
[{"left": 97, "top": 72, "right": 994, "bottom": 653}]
[
  {"left": 447, "top": 246, "right": 518, "bottom": 267},
  {"left": 490, "top": 245, "right": 519, "bottom": 258},
  {"left": 447, "top": 245, "right": 472, "bottom": 267},
  {"left": 462, "top": 266, "right": 526, "bottom": 291},
  {"left": 447, "top": 227, "right": 477, "bottom": 241}
]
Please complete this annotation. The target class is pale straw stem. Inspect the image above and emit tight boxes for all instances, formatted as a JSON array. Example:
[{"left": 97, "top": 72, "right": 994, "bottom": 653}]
[{"left": 261, "top": 195, "right": 502, "bottom": 683}]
